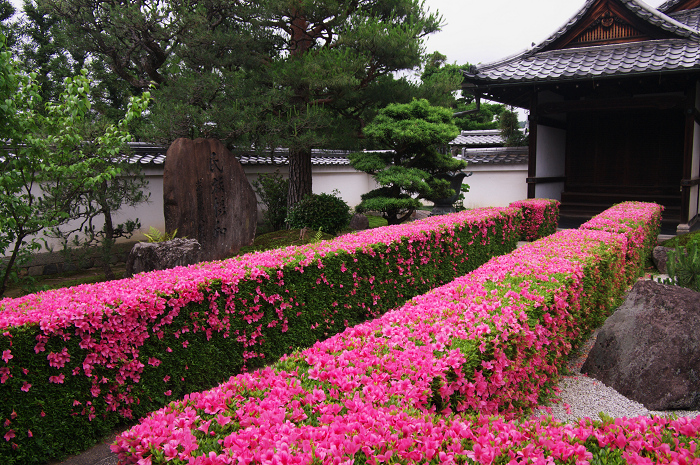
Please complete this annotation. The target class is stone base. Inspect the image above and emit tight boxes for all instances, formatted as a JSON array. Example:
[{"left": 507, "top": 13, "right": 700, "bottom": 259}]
[{"left": 429, "top": 206, "right": 456, "bottom": 216}]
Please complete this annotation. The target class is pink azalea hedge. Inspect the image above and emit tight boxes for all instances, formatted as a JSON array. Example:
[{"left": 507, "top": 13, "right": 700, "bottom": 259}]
[
  {"left": 111, "top": 202, "right": 688, "bottom": 465},
  {"left": 509, "top": 198, "right": 560, "bottom": 241},
  {"left": 581, "top": 201, "right": 663, "bottom": 283},
  {"left": 0, "top": 207, "right": 522, "bottom": 464}
]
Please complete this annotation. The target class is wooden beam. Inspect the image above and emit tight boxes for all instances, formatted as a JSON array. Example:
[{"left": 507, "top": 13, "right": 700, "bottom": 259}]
[
  {"left": 539, "top": 95, "right": 688, "bottom": 115},
  {"left": 532, "top": 115, "right": 567, "bottom": 130},
  {"left": 526, "top": 176, "right": 567, "bottom": 184},
  {"left": 528, "top": 94, "right": 538, "bottom": 199},
  {"left": 681, "top": 85, "right": 696, "bottom": 224}
]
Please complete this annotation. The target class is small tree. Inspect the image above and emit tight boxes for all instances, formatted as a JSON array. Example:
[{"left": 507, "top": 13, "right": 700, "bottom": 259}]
[
  {"left": 499, "top": 108, "right": 527, "bottom": 146},
  {"left": 348, "top": 99, "right": 466, "bottom": 225},
  {"left": 0, "top": 36, "right": 149, "bottom": 296},
  {"left": 251, "top": 170, "right": 289, "bottom": 232},
  {"left": 45, "top": 134, "right": 151, "bottom": 280}
]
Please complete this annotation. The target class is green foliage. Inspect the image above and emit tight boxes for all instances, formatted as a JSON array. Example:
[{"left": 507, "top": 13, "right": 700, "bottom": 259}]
[
  {"left": 143, "top": 227, "right": 178, "bottom": 243},
  {"left": 0, "top": 32, "right": 150, "bottom": 297},
  {"left": 33, "top": 0, "right": 444, "bottom": 208},
  {"left": 657, "top": 241, "right": 700, "bottom": 292},
  {"left": 660, "top": 229, "right": 700, "bottom": 248},
  {"left": 252, "top": 170, "right": 289, "bottom": 232},
  {"left": 286, "top": 192, "right": 351, "bottom": 235},
  {"left": 237, "top": 229, "right": 335, "bottom": 256},
  {"left": 349, "top": 99, "right": 466, "bottom": 225},
  {"left": 499, "top": 108, "right": 527, "bottom": 146},
  {"left": 0, "top": 210, "right": 520, "bottom": 464}
]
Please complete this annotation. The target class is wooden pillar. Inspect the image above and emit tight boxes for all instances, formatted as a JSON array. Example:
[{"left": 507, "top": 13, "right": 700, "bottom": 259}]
[
  {"left": 527, "top": 93, "right": 538, "bottom": 199},
  {"left": 680, "top": 84, "right": 696, "bottom": 227}
]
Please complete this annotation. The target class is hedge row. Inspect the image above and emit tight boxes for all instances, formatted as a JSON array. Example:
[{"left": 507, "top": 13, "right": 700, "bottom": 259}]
[
  {"left": 0, "top": 207, "right": 522, "bottom": 464},
  {"left": 110, "top": 202, "right": 685, "bottom": 465},
  {"left": 509, "top": 198, "right": 560, "bottom": 241}
]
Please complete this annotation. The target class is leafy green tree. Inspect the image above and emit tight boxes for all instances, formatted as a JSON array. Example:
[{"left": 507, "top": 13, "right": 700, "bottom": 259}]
[
  {"left": 37, "top": 0, "right": 443, "bottom": 210},
  {"left": 251, "top": 170, "right": 289, "bottom": 232},
  {"left": 418, "top": 52, "right": 506, "bottom": 129},
  {"left": 44, "top": 129, "right": 151, "bottom": 280},
  {"left": 348, "top": 99, "right": 466, "bottom": 225},
  {"left": 0, "top": 34, "right": 149, "bottom": 297},
  {"left": 499, "top": 108, "right": 527, "bottom": 146}
]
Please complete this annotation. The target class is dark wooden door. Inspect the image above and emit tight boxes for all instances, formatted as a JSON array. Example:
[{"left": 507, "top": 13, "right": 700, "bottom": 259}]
[{"left": 565, "top": 109, "right": 684, "bottom": 197}]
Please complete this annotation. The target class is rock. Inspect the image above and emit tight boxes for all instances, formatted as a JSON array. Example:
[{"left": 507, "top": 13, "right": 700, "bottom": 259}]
[
  {"left": 163, "top": 138, "right": 257, "bottom": 261},
  {"left": 653, "top": 246, "right": 675, "bottom": 273},
  {"left": 411, "top": 210, "right": 431, "bottom": 221},
  {"left": 581, "top": 280, "right": 700, "bottom": 410},
  {"left": 349, "top": 214, "right": 369, "bottom": 231},
  {"left": 125, "top": 238, "right": 201, "bottom": 278}
]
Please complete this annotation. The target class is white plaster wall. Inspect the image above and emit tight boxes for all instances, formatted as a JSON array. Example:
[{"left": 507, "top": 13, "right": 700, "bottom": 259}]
[
  {"left": 9, "top": 162, "right": 525, "bottom": 257},
  {"left": 463, "top": 165, "right": 528, "bottom": 208},
  {"left": 535, "top": 124, "right": 566, "bottom": 201},
  {"left": 535, "top": 182, "right": 566, "bottom": 201},
  {"left": 243, "top": 164, "right": 377, "bottom": 214},
  {"left": 691, "top": 113, "right": 700, "bottom": 222},
  {"left": 535, "top": 125, "right": 566, "bottom": 178}
]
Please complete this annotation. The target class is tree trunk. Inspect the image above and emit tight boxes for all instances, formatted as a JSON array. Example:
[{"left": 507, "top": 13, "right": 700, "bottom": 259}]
[
  {"left": 287, "top": 146, "right": 313, "bottom": 210},
  {"left": 101, "top": 203, "right": 116, "bottom": 281},
  {"left": 0, "top": 236, "right": 25, "bottom": 298}
]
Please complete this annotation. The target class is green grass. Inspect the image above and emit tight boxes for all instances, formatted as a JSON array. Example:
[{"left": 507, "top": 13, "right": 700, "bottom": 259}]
[
  {"left": 660, "top": 229, "right": 700, "bottom": 248},
  {"left": 236, "top": 228, "right": 336, "bottom": 255},
  {"left": 367, "top": 215, "right": 388, "bottom": 229}
]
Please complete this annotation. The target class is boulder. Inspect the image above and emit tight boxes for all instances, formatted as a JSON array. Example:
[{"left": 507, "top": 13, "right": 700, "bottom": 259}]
[
  {"left": 349, "top": 213, "right": 369, "bottom": 231},
  {"left": 125, "top": 238, "right": 201, "bottom": 278},
  {"left": 163, "top": 138, "right": 257, "bottom": 262},
  {"left": 581, "top": 280, "right": 700, "bottom": 410},
  {"left": 653, "top": 246, "right": 674, "bottom": 274}
]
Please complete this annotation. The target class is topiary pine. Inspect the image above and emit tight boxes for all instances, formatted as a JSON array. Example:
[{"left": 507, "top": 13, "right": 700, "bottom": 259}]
[{"left": 349, "top": 99, "right": 467, "bottom": 225}]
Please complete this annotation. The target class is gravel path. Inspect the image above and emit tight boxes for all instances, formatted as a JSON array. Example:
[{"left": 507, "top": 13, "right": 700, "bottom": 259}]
[{"left": 533, "top": 327, "right": 700, "bottom": 423}]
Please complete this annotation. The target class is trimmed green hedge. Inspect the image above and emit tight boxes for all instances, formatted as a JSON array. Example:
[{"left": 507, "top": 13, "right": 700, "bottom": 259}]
[{"left": 0, "top": 208, "right": 521, "bottom": 464}]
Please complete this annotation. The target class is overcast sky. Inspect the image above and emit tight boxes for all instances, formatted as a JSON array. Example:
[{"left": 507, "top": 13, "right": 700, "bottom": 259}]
[{"left": 421, "top": 0, "right": 667, "bottom": 69}]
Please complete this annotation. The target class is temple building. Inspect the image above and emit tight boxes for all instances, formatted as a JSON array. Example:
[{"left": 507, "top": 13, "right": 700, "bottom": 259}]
[{"left": 462, "top": 0, "right": 700, "bottom": 233}]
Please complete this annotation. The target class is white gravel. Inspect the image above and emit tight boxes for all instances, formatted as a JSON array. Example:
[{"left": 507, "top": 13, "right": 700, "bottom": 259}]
[{"left": 533, "top": 327, "right": 700, "bottom": 423}]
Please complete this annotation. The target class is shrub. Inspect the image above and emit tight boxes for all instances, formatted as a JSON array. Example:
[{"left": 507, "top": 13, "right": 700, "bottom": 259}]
[
  {"left": 658, "top": 241, "right": 700, "bottom": 292},
  {"left": 286, "top": 191, "right": 351, "bottom": 235},
  {"left": 112, "top": 202, "right": 672, "bottom": 465},
  {"left": 509, "top": 198, "right": 560, "bottom": 241},
  {"left": 0, "top": 207, "right": 520, "bottom": 464},
  {"left": 251, "top": 170, "right": 288, "bottom": 231}
]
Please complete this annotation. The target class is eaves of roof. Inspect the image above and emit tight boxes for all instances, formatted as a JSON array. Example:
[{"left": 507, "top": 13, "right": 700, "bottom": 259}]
[
  {"left": 465, "top": 38, "right": 700, "bottom": 85},
  {"left": 458, "top": 147, "right": 529, "bottom": 165},
  {"left": 449, "top": 130, "right": 505, "bottom": 146},
  {"left": 464, "top": 0, "right": 700, "bottom": 86},
  {"left": 126, "top": 143, "right": 355, "bottom": 166}
]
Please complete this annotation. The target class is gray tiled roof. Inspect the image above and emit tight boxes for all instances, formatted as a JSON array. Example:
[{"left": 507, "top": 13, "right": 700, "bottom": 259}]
[
  {"left": 470, "top": 39, "right": 700, "bottom": 83},
  {"left": 449, "top": 130, "right": 504, "bottom": 146},
  {"left": 658, "top": 0, "right": 685, "bottom": 12},
  {"left": 459, "top": 147, "right": 529, "bottom": 165},
  {"left": 669, "top": 8, "right": 700, "bottom": 30},
  {"left": 465, "top": 0, "right": 700, "bottom": 85},
  {"left": 126, "top": 143, "right": 354, "bottom": 166}
]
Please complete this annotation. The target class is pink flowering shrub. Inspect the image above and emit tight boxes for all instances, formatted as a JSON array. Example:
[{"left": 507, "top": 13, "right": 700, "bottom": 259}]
[
  {"left": 510, "top": 198, "right": 560, "bottom": 241},
  {"left": 110, "top": 202, "right": 676, "bottom": 465},
  {"left": 581, "top": 201, "right": 663, "bottom": 283},
  {"left": 0, "top": 207, "right": 521, "bottom": 464}
]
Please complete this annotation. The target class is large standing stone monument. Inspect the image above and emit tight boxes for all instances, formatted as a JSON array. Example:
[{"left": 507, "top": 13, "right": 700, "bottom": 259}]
[{"left": 163, "top": 138, "right": 256, "bottom": 261}]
